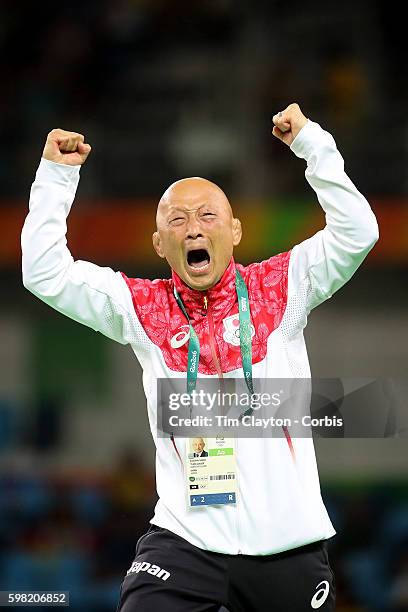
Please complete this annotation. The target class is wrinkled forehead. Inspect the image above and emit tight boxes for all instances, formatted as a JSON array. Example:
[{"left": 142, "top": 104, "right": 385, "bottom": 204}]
[{"left": 156, "top": 177, "right": 232, "bottom": 226}]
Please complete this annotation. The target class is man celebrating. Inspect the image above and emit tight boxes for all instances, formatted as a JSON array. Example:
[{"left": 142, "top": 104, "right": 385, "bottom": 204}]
[{"left": 21, "top": 103, "right": 378, "bottom": 611}]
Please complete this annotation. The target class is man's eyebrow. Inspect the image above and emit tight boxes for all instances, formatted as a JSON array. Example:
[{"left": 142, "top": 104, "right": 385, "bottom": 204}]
[
  {"left": 167, "top": 204, "right": 210, "bottom": 216},
  {"left": 167, "top": 207, "right": 188, "bottom": 213}
]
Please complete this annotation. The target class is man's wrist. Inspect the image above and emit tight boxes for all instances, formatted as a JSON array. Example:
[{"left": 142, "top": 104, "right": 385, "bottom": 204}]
[
  {"left": 36, "top": 158, "right": 81, "bottom": 192},
  {"left": 290, "top": 120, "right": 331, "bottom": 160}
]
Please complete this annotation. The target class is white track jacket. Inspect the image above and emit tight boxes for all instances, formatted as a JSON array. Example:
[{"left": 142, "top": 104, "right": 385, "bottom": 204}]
[{"left": 21, "top": 120, "right": 379, "bottom": 555}]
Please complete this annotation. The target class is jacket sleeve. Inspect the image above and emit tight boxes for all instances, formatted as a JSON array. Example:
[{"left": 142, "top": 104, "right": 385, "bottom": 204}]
[
  {"left": 287, "top": 120, "right": 379, "bottom": 314},
  {"left": 21, "top": 158, "right": 137, "bottom": 345}
]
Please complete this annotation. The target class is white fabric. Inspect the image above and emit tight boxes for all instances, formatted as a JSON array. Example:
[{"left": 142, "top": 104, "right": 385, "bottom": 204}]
[{"left": 21, "top": 120, "right": 378, "bottom": 555}]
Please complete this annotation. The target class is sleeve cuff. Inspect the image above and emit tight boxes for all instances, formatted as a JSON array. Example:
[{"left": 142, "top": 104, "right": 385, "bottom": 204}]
[
  {"left": 290, "top": 120, "right": 335, "bottom": 160},
  {"left": 35, "top": 158, "right": 81, "bottom": 193}
]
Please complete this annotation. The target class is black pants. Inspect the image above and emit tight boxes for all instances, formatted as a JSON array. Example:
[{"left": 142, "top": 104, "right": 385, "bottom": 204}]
[{"left": 116, "top": 524, "right": 336, "bottom": 611}]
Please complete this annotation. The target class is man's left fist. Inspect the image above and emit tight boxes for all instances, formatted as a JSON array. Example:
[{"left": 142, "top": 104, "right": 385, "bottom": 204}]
[{"left": 272, "top": 103, "right": 308, "bottom": 146}]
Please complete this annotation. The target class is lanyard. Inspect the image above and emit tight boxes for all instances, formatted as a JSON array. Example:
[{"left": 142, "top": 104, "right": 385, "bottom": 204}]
[
  {"left": 172, "top": 269, "right": 296, "bottom": 463},
  {"left": 173, "top": 269, "right": 253, "bottom": 400}
]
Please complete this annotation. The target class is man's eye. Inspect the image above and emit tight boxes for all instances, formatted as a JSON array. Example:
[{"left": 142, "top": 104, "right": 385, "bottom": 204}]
[
  {"left": 202, "top": 212, "right": 215, "bottom": 217},
  {"left": 170, "top": 217, "right": 184, "bottom": 224}
]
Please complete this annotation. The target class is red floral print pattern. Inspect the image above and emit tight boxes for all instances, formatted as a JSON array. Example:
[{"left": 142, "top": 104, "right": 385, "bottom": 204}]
[{"left": 121, "top": 253, "right": 291, "bottom": 374}]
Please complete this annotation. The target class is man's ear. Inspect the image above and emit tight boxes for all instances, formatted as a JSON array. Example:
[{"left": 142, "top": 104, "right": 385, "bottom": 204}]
[
  {"left": 152, "top": 231, "right": 165, "bottom": 258},
  {"left": 232, "top": 218, "right": 242, "bottom": 246}
]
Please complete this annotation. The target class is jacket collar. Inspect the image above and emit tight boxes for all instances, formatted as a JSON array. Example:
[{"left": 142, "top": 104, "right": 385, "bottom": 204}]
[{"left": 171, "top": 257, "right": 237, "bottom": 319}]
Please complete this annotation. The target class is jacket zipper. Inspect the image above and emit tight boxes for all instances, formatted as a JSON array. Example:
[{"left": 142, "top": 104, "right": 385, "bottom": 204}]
[
  {"left": 203, "top": 294, "right": 223, "bottom": 380},
  {"left": 204, "top": 293, "right": 241, "bottom": 553}
]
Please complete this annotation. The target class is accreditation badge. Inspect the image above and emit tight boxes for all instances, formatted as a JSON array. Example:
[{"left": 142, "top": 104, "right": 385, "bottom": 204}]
[{"left": 186, "top": 435, "right": 237, "bottom": 508}]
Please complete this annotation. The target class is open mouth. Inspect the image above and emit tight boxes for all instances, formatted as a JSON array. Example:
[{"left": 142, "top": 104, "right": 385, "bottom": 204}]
[{"left": 186, "top": 249, "right": 210, "bottom": 270}]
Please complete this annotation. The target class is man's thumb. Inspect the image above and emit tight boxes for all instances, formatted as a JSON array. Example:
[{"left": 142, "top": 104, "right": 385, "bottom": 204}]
[
  {"left": 78, "top": 143, "right": 91, "bottom": 154},
  {"left": 272, "top": 126, "right": 285, "bottom": 141}
]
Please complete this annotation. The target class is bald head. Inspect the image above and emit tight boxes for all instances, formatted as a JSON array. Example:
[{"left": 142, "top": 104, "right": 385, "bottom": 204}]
[
  {"left": 152, "top": 176, "right": 242, "bottom": 291},
  {"left": 156, "top": 177, "right": 232, "bottom": 229}
]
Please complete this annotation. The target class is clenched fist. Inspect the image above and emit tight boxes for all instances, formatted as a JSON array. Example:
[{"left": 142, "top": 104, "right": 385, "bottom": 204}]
[
  {"left": 42, "top": 129, "right": 92, "bottom": 166},
  {"left": 272, "top": 103, "right": 308, "bottom": 146}
]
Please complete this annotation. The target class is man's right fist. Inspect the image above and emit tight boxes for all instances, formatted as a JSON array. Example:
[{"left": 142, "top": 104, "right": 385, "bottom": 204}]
[{"left": 42, "top": 129, "right": 92, "bottom": 166}]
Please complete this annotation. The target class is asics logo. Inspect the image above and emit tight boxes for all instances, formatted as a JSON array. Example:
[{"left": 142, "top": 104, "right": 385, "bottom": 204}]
[
  {"left": 170, "top": 325, "right": 190, "bottom": 348},
  {"left": 310, "top": 580, "right": 329, "bottom": 608},
  {"left": 126, "top": 560, "right": 171, "bottom": 581}
]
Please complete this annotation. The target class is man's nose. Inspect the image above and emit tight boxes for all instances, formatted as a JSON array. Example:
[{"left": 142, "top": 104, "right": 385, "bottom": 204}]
[{"left": 185, "top": 216, "right": 203, "bottom": 240}]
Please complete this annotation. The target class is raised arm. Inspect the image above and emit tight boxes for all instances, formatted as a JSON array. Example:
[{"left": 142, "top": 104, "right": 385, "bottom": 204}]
[
  {"left": 21, "top": 129, "right": 136, "bottom": 345},
  {"left": 272, "top": 104, "right": 379, "bottom": 313}
]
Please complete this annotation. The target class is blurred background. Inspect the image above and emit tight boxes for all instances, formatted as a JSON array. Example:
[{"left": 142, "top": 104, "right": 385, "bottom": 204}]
[{"left": 0, "top": 0, "right": 407, "bottom": 610}]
